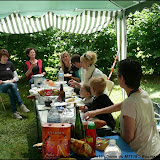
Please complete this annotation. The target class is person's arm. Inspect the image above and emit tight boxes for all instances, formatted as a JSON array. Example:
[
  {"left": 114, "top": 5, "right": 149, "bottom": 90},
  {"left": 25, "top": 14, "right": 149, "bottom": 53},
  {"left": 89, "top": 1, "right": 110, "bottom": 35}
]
[
  {"left": 69, "top": 79, "right": 81, "bottom": 88},
  {"left": 41, "top": 63, "right": 46, "bottom": 76},
  {"left": 70, "top": 76, "right": 80, "bottom": 82},
  {"left": 25, "top": 62, "right": 37, "bottom": 77},
  {"left": 84, "top": 102, "right": 122, "bottom": 120},
  {"left": 12, "top": 71, "right": 19, "bottom": 82},
  {"left": 0, "top": 80, "right": 3, "bottom": 84},
  {"left": 121, "top": 115, "right": 135, "bottom": 144}
]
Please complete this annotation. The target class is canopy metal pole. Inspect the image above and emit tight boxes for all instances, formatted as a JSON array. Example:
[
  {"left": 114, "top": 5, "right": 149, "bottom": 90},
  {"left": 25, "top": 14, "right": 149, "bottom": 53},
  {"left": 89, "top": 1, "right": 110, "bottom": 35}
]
[
  {"left": 116, "top": 10, "right": 127, "bottom": 100},
  {"left": 122, "top": 10, "right": 127, "bottom": 100}
]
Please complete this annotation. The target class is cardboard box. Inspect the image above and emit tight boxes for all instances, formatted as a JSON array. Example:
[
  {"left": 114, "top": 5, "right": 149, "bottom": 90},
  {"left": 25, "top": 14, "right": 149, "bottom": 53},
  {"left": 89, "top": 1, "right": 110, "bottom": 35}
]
[{"left": 42, "top": 123, "right": 71, "bottom": 159}]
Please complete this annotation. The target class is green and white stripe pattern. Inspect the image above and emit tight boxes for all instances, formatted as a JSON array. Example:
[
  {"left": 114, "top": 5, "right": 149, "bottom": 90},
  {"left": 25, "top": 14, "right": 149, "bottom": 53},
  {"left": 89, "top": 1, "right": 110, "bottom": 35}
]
[{"left": 0, "top": 10, "right": 120, "bottom": 34}]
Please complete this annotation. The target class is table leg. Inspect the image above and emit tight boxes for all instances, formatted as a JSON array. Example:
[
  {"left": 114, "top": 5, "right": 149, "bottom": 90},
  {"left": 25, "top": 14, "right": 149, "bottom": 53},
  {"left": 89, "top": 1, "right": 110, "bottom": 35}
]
[{"left": 33, "top": 100, "right": 40, "bottom": 140}]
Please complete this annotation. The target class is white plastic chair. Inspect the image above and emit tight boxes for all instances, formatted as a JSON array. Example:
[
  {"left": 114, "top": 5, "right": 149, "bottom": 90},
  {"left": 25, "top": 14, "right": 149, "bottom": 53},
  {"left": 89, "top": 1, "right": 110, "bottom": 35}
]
[
  {"left": 0, "top": 93, "right": 6, "bottom": 111},
  {"left": 152, "top": 102, "right": 160, "bottom": 133},
  {"left": 153, "top": 102, "right": 160, "bottom": 122},
  {"left": 106, "top": 80, "right": 114, "bottom": 97}
]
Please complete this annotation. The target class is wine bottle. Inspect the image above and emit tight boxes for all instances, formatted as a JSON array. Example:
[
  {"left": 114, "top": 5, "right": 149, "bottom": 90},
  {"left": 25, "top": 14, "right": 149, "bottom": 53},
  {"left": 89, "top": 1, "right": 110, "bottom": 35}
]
[
  {"left": 58, "top": 84, "right": 65, "bottom": 102},
  {"left": 74, "top": 103, "right": 85, "bottom": 141}
]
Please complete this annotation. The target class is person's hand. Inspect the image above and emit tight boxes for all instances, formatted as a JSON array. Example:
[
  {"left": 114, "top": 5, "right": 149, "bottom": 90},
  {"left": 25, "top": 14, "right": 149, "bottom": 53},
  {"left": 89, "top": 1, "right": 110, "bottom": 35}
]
[
  {"left": 0, "top": 80, "right": 3, "bottom": 84},
  {"left": 79, "top": 105, "right": 88, "bottom": 112},
  {"left": 69, "top": 79, "right": 77, "bottom": 88},
  {"left": 11, "top": 79, "right": 16, "bottom": 83},
  {"left": 84, "top": 110, "right": 97, "bottom": 120},
  {"left": 31, "top": 62, "right": 37, "bottom": 68}
]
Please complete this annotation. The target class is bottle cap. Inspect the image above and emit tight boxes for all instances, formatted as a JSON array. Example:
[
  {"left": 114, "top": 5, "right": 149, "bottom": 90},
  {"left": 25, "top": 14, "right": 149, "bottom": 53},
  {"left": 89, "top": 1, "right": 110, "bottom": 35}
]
[
  {"left": 109, "top": 139, "right": 116, "bottom": 144},
  {"left": 88, "top": 121, "right": 95, "bottom": 129}
]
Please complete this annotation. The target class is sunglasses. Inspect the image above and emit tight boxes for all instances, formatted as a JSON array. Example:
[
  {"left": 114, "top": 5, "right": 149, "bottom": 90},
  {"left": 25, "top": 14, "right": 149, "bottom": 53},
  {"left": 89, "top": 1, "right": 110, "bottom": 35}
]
[{"left": 83, "top": 53, "right": 91, "bottom": 61}]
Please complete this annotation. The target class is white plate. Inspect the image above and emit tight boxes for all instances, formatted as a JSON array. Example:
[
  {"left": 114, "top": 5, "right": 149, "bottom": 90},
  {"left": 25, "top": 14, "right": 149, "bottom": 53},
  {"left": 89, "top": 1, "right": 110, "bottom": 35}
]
[
  {"left": 51, "top": 102, "right": 67, "bottom": 106},
  {"left": 54, "top": 81, "right": 67, "bottom": 85},
  {"left": 3, "top": 80, "right": 12, "bottom": 83},
  {"left": 32, "top": 74, "right": 44, "bottom": 78},
  {"left": 64, "top": 74, "right": 72, "bottom": 77}
]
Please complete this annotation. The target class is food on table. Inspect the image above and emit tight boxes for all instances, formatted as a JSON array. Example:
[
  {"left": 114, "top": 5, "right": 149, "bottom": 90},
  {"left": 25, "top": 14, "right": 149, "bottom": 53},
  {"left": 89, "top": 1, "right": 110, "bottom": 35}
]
[
  {"left": 96, "top": 137, "right": 109, "bottom": 150},
  {"left": 66, "top": 98, "right": 75, "bottom": 102},
  {"left": 64, "top": 73, "right": 72, "bottom": 77},
  {"left": 83, "top": 120, "right": 107, "bottom": 130},
  {"left": 48, "top": 80, "right": 55, "bottom": 87},
  {"left": 72, "top": 92, "right": 76, "bottom": 96},
  {"left": 52, "top": 89, "right": 59, "bottom": 96},
  {"left": 70, "top": 138, "right": 96, "bottom": 157},
  {"left": 27, "top": 95, "right": 36, "bottom": 99},
  {"left": 38, "top": 89, "right": 45, "bottom": 96}
]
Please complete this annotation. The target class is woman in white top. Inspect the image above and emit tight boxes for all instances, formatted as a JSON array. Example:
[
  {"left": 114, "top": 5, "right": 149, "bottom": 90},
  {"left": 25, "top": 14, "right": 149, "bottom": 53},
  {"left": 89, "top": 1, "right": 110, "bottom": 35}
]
[
  {"left": 69, "top": 51, "right": 107, "bottom": 88},
  {"left": 84, "top": 58, "right": 160, "bottom": 159}
]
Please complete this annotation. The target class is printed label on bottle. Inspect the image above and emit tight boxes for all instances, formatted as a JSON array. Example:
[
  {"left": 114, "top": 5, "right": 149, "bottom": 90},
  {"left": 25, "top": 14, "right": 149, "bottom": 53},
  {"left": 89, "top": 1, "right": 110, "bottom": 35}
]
[
  {"left": 44, "top": 89, "right": 52, "bottom": 96},
  {"left": 59, "top": 73, "right": 64, "bottom": 77},
  {"left": 86, "top": 135, "right": 93, "bottom": 143}
]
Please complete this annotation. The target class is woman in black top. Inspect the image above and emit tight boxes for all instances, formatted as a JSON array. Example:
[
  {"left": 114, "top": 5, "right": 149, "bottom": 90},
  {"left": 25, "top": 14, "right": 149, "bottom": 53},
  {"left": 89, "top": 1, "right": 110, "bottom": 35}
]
[{"left": 0, "top": 49, "right": 30, "bottom": 119}]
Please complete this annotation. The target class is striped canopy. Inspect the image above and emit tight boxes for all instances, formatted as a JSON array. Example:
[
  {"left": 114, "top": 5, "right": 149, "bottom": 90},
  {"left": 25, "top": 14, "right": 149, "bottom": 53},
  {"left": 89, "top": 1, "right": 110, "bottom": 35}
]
[{"left": 0, "top": 10, "right": 120, "bottom": 34}]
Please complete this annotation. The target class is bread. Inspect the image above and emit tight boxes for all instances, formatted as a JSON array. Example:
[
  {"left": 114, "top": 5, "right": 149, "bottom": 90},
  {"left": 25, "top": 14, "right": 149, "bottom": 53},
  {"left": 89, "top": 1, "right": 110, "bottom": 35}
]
[
  {"left": 96, "top": 137, "right": 109, "bottom": 150},
  {"left": 66, "top": 98, "right": 75, "bottom": 102},
  {"left": 70, "top": 138, "right": 95, "bottom": 157},
  {"left": 48, "top": 80, "right": 55, "bottom": 87},
  {"left": 38, "top": 89, "right": 45, "bottom": 96},
  {"left": 52, "top": 89, "right": 59, "bottom": 96}
]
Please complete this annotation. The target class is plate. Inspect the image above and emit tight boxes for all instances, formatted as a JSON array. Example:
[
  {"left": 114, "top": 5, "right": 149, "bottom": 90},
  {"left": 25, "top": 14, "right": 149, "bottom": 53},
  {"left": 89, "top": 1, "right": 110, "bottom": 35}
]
[
  {"left": 64, "top": 74, "right": 72, "bottom": 77},
  {"left": 54, "top": 81, "right": 67, "bottom": 85},
  {"left": 32, "top": 74, "right": 44, "bottom": 78},
  {"left": 51, "top": 102, "right": 67, "bottom": 106},
  {"left": 3, "top": 80, "right": 12, "bottom": 83}
]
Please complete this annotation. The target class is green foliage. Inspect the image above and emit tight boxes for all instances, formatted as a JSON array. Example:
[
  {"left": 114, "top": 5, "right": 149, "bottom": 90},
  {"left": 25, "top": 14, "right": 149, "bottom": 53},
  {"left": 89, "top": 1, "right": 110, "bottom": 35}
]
[{"left": 127, "top": 3, "right": 160, "bottom": 75}]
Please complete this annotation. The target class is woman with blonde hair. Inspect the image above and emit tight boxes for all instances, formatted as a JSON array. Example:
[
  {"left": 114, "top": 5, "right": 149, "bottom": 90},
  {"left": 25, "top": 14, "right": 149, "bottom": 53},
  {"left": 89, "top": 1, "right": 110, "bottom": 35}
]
[
  {"left": 60, "top": 51, "right": 80, "bottom": 82},
  {"left": 60, "top": 51, "right": 71, "bottom": 73},
  {"left": 69, "top": 51, "right": 107, "bottom": 88}
]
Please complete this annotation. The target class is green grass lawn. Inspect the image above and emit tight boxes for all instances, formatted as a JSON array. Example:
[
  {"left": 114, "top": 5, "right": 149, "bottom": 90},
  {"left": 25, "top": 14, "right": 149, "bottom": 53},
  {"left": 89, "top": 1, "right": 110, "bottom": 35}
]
[{"left": 0, "top": 75, "right": 160, "bottom": 159}]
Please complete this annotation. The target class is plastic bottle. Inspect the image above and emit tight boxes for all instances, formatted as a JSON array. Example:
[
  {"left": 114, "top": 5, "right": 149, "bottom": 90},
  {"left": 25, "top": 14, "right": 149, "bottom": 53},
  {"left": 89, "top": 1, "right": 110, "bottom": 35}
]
[
  {"left": 47, "top": 106, "right": 60, "bottom": 123},
  {"left": 58, "top": 68, "right": 64, "bottom": 82},
  {"left": 104, "top": 139, "right": 121, "bottom": 159},
  {"left": 74, "top": 103, "right": 85, "bottom": 141},
  {"left": 86, "top": 121, "right": 96, "bottom": 152}
]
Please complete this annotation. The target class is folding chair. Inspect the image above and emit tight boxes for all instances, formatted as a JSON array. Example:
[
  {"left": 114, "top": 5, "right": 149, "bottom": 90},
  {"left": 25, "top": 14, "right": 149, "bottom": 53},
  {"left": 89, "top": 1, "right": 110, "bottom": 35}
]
[
  {"left": 152, "top": 102, "right": 160, "bottom": 133},
  {"left": 0, "top": 93, "right": 6, "bottom": 111},
  {"left": 106, "top": 80, "right": 114, "bottom": 96}
]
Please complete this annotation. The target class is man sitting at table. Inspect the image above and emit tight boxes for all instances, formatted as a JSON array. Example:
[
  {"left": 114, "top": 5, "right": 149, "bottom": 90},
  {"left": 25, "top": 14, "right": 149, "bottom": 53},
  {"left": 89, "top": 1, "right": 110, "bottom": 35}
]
[
  {"left": 71, "top": 54, "right": 85, "bottom": 82},
  {"left": 80, "top": 77, "right": 116, "bottom": 130}
]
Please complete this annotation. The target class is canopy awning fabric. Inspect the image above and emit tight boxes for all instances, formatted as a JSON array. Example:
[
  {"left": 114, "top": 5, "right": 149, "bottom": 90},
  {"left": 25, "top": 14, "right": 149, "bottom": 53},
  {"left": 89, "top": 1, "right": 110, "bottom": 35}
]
[
  {"left": 0, "top": 10, "right": 121, "bottom": 34},
  {"left": 0, "top": 1, "right": 159, "bottom": 35}
]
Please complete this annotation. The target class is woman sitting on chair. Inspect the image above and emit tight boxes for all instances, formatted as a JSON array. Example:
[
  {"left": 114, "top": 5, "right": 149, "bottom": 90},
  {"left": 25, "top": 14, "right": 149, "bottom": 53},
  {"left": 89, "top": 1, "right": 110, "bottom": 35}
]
[
  {"left": 0, "top": 49, "right": 30, "bottom": 119},
  {"left": 24, "top": 47, "right": 46, "bottom": 84},
  {"left": 69, "top": 51, "right": 107, "bottom": 94}
]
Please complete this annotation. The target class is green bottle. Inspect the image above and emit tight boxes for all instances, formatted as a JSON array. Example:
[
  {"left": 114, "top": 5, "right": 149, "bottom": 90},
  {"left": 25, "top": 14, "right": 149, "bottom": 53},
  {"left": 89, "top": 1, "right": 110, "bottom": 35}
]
[{"left": 74, "top": 103, "right": 85, "bottom": 141}]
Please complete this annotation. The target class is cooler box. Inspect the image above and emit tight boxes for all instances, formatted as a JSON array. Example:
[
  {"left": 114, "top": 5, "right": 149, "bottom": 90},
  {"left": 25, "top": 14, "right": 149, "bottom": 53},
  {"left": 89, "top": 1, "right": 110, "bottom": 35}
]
[{"left": 42, "top": 123, "right": 71, "bottom": 159}]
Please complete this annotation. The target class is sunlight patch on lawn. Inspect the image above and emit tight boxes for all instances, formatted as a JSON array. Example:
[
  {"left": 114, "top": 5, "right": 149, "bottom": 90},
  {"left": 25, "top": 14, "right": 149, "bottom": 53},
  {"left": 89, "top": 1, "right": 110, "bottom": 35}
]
[{"left": 150, "top": 91, "right": 160, "bottom": 98}]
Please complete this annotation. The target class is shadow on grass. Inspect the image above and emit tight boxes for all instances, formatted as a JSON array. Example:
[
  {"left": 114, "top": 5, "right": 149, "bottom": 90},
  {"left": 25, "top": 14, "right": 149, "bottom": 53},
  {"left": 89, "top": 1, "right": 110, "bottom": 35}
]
[{"left": 23, "top": 115, "right": 43, "bottom": 159}]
